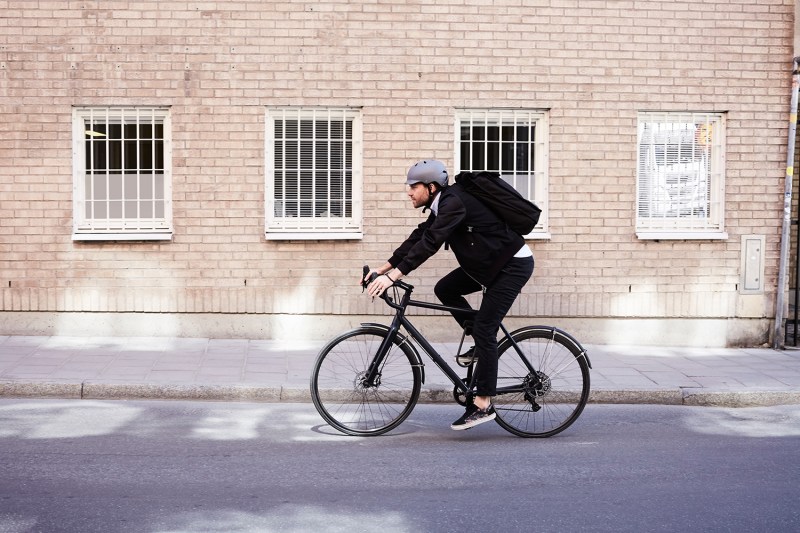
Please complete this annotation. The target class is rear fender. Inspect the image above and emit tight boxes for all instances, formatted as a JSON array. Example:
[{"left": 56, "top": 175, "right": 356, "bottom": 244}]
[{"left": 506, "top": 325, "right": 592, "bottom": 369}]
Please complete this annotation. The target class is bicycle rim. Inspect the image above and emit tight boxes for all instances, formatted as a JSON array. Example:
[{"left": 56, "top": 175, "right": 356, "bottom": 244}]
[
  {"left": 310, "top": 327, "right": 421, "bottom": 436},
  {"left": 493, "top": 327, "right": 590, "bottom": 437}
]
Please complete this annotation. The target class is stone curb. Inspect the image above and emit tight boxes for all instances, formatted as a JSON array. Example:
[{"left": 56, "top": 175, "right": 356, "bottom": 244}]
[
  {"left": 681, "top": 389, "right": 800, "bottom": 408},
  {"left": 589, "top": 389, "right": 684, "bottom": 405},
  {"left": 82, "top": 382, "right": 284, "bottom": 402},
  {"left": 0, "top": 381, "right": 82, "bottom": 399},
  {"left": 1, "top": 381, "right": 800, "bottom": 408}
]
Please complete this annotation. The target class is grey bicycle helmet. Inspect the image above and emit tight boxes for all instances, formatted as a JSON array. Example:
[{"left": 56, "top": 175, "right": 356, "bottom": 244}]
[{"left": 406, "top": 160, "right": 448, "bottom": 187}]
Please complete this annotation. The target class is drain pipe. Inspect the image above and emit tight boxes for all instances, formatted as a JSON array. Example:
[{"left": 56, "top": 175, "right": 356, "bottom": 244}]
[{"left": 774, "top": 57, "right": 800, "bottom": 349}]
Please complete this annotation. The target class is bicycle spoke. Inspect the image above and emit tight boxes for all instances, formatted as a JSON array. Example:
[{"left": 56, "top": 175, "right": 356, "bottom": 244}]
[
  {"left": 493, "top": 327, "right": 590, "bottom": 437},
  {"left": 311, "top": 327, "right": 421, "bottom": 436}
]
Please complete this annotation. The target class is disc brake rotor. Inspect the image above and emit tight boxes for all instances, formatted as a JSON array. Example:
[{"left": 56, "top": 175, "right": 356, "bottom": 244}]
[{"left": 523, "top": 371, "right": 551, "bottom": 411}]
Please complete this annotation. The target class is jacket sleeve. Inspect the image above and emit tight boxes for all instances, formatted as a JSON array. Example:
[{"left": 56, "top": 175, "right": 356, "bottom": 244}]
[
  {"left": 388, "top": 192, "right": 466, "bottom": 275},
  {"left": 387, "top": 215, "right": 432, "bottom": 269}
]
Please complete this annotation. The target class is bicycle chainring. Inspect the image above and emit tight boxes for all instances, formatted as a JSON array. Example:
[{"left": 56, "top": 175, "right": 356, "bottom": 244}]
[{"left": 453, "top": 386, "right": 468, "bottom": 406}]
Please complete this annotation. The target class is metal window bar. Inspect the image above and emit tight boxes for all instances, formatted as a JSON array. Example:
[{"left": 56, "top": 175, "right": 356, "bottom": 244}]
[
  {"left": 277, "top": 110, "right": 286, "bottom": 219},
  {"left": 79, "top": 107, "right": 168, "bottom": 233},
  {"left": 270, "top": 108, "right": 356, "bottom": 232},
  {"left": 458, "top": 109, "right": 539, "bottom": 205},
  {"left": 637, "top": 112, "right": 723, "bottom": 232}
]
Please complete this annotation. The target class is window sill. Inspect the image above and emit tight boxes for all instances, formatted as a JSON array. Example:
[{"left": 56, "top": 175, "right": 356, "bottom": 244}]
[
  {"left": 72, "top": 232, "right": 173, "bottom": 242},
  {"left": 636, "top": 231, "right": 728, "bottom": 241},
  {"left": 524, "top": 232, "right": 551, "bottom": 240},
  {"left": 265, "top": 231, "right": 363, "bottom": 241}
]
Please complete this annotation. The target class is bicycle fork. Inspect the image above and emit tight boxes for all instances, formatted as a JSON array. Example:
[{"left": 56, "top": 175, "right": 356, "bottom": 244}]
[
  {"left": 356, "top": 333, "right": 396, "bottom": 392},
  {"left": 362, "top": 297, "right": 411, "bottom": 388}
]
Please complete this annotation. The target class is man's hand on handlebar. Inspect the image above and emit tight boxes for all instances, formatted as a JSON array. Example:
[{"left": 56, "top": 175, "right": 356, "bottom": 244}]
[
  {"left": 367, "top": 273, "right": 394, "bottom": 298},
  {"left": 361, "top": 264, "right": 403, "bottom": 298}
]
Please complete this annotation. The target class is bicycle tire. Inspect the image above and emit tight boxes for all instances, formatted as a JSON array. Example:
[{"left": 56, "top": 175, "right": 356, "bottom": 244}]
[
  {"left": 310, "top": 326, "right": 422, "bottom": 436},
  {"left": 493, "top": 326, "right": 590, "bottom": 438}
]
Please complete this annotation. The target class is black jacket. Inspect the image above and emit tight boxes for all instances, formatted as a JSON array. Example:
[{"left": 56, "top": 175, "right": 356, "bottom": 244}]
[{"left": 388, "top": 184, "right": 525, "bottom": 286}]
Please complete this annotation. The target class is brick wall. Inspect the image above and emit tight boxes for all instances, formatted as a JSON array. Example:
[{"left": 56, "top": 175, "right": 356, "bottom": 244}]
[{"left": 0, "top": 0, "right": 794, "bottom": 344}]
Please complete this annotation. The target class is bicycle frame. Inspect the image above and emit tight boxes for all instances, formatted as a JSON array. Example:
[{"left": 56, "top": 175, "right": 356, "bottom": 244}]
[
  {"left": 363, "top": 280, "right": 538, "bottom": 397},
  {"left": 312, "top": 269, "right": 592, "bottom": 438}
]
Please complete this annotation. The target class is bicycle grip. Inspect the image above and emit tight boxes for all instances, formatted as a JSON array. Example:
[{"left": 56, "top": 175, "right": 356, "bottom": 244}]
[{"left": 361, "top": 265, "right": 378, "bottom": 291}]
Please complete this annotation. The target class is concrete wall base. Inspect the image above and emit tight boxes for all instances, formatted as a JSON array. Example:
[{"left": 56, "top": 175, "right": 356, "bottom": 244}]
[{"left": 0, "top": 311, "right": 774, "bottom": 348}]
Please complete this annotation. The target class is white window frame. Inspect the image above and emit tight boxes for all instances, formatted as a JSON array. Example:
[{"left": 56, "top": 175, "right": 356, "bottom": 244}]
[
  {"left": 636, "top": 112, "right": 727, "bottom": 240},
  {"left": 265, "top": 107, "right": 363, "bottom": 240},
  {"left": 72, "top": 107, "right": 173, "bottom": 241},
  {"left": 454, "top": 109, "right": 550, "bottom": 238}
]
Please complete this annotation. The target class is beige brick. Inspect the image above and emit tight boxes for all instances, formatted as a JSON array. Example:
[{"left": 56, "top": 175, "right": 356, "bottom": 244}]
[{"left": 0, "top": 0, "right": 792, "bottom": 340}]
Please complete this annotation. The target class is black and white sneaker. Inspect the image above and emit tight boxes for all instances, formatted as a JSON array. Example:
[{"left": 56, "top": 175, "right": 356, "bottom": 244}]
[{"left": 450, "top": 403, "right": 496, "bottom": 430}]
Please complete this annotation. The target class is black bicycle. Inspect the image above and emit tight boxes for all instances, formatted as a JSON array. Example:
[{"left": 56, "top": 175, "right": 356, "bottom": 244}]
[{"left": 310, "top": 267, "right": 592, "bottom": 437}]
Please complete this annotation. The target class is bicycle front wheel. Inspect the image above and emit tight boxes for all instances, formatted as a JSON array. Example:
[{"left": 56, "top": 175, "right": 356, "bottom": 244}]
[
  {"left": 493, "top": 326, "right": 590, "bottom": 438},
  {"left": 310, "top": 326, "right": 422, "bottom": 436}
]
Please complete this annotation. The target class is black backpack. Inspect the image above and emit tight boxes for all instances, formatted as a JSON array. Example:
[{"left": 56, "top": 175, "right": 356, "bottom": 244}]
[{"left": 454, "top": 171, "right": 541, "bottom": 235}]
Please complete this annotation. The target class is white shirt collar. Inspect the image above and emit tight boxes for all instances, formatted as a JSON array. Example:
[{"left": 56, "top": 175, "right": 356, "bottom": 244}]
[{"left": 430, "top": 190, "right": 442, "bottom": 215}]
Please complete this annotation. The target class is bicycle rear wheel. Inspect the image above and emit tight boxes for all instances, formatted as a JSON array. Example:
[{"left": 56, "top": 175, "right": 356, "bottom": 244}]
[
  {"left": 493, "top": 326, "right": 590, "bottom": 437},
  {"left": 310, "top": 326, "right": 422, "bottom": 436}
]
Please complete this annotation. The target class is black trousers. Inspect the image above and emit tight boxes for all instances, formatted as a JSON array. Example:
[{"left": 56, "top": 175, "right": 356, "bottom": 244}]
[{"left": 434, "top": 256, "right": 534, "bottom": 397}]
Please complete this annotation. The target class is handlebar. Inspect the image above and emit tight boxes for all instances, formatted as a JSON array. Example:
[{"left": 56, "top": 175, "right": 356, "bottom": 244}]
[
  {"left": 361, "top": 265, "right": 413, "bottom": 307},
  {"left": 361, "top": 265, "right": 478, "bottom": 318}
]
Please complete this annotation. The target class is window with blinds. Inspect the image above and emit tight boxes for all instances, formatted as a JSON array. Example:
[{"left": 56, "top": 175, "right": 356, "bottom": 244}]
[
  {"left": 265, "top": 108, "right": 362, "bottom": 239},
  {"left": 636, "top": 112, "right": 726, "bottom": 239},
  {"left": 455, "top": 109, "right": 549, "bottom": 236},
  {"left": 72, "top": 107, "right": 172, "bottom": 240}
]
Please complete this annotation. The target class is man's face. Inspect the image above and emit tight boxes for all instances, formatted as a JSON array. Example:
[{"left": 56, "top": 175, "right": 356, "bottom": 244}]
[{"left": 407, "top": 182, "right": 430, "bottom": 208}]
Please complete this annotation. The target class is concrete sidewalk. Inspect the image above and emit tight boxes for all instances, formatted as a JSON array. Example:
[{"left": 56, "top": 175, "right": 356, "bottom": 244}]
[{"left": 1, "top": 335, "right": 799, "bottom": 407}]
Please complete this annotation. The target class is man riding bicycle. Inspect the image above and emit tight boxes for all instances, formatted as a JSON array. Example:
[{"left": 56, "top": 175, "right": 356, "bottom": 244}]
[{"left": 365, "top": 159, "right": 534, "bottom": 430}]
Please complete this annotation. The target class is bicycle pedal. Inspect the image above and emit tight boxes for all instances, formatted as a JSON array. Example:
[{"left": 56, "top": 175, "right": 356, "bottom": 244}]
[{"left": 455, "top": 347, "right": 476, "bottom": 367}]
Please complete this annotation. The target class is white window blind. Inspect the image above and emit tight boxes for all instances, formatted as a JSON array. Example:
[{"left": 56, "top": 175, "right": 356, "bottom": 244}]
[
  {"left": 636, "top": 112, "right": 726, "bottom": 239},
  {"left": 73, "top": 107, "right": 172, "bottom": 240},
  {"left": 455, "top": 109, "right": 549, "bottom": 236},
  {"left": 265, "top": 108, "right": 362, "bottom": 239}
]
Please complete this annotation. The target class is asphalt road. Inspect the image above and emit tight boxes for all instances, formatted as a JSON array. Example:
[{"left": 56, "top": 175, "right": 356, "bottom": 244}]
[{"left": 1, "top": 400, "right": 798, "bottom": 533}]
